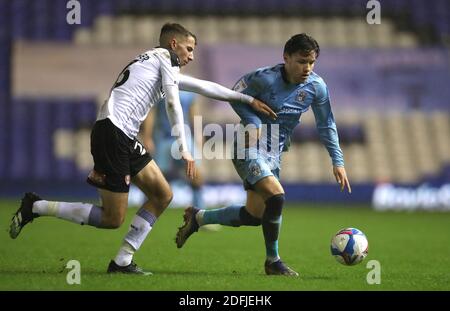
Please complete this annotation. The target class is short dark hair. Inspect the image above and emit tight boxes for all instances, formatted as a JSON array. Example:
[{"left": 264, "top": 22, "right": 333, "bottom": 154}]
[
  {"left": 284, "top": 33, "right": 320, "bottom": 57},
  {"left": 159, "top": 23, "right": 197, "bottom": 46}
]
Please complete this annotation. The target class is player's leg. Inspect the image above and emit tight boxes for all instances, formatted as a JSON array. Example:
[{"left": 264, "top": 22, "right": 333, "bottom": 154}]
[
  {"left": 97, "top": 189, "right": 129, "bottom": 228},
  {"left": 175, "top": 191, "right": 263, "bottom": 248},
  {"left": 195, "top": 155, "right": 278, "bottom": 228},
  {"left": 189, "top": 168, "right": 205, "bottom": 209},
  {"left": 10, "top": 117, "right": 136, "bottom": 238},
  {"left": 32, "top": 190, "right": 127, "bottom": 227},
  {"left": 175, "top": 190, "right": 261, "bottom": 248},
  {"left": 194, "top": 190, "right": 263, "bottom": 228},
  {"left": 132, "top": 159, "right": 173, "bottom": 216},
  {"left": 243, "top": 189, "right": 266, "bottom": 218},
  {"left": 252, "top": 176, "right": 298, "bottom": 277},
  {"left": 201, "top": 174, "right": 294, "bottom": 275},
  {"left": 9, "top": 184, "right": 128, "bottom": 239},
  {"left": 253, "top": 175, "right": 284, "bottom": 264},
  {"left": 128, "top": 135, "right": 173, "bottom": 206},
  {"left": 104, "top": 134, "right": 159, "bottom": 275},
  {"left": 175, "top": 158, "right": 270, "bottom": 248},
  {"left": 110, "top": 160, "right": 172, "bottom": 273}
]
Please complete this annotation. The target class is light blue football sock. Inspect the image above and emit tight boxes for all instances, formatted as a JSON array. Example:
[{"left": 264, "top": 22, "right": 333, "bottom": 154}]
[
  {"left": 192, "top": 186, "right": 205, "bottom": 209},
  {"left": 202, "top": 205, "right": 243, "bottom": 226},
  {"left": 201, "top": 205, "right": 262, "bottom": 227},
  {"left": 266, "top": 239, "right": 280, "bottom": 262}
]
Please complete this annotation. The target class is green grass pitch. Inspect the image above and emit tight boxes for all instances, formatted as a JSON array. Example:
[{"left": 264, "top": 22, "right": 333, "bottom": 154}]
[{"left": 0, "top": 199, "right": 449, "bottom": 290}]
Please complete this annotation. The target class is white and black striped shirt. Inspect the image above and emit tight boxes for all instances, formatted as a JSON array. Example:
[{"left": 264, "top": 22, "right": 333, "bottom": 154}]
[{"left": 98, "top": 47, "right": 180, "bottom": 139}]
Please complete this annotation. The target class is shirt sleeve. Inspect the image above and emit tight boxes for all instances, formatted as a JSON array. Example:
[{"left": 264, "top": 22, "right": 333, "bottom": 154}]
[
  {"left": 311, "top": 79, "right": 345, "bottom": 167},
  {"left": 178, "top": 74, "right": 254, "bottom": 104},
  {"left": 229, "top": 73, "right": 266, "bottom": 128},
  {"left": 232, "top": 70, "right": 265, "bottom": 98},
  {"left": 154, "top": 50, "right": 188, "bottom": 153},
  {"left": 163, "top": 84, "right": 189, "bottom": 153}
]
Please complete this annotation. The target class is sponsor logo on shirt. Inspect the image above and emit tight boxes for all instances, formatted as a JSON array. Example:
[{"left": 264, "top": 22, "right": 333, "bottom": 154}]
[{"left": 278, "top": 107, "right": 302, "bottom": 114}]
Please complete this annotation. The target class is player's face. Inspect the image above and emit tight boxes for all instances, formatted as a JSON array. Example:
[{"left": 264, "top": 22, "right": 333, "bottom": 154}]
[
  {"left": 172, "top": 35, "right": 196, "bottom": 66},
  {"left": 283, "top": 50, "right": 316, "bottom": 84}
]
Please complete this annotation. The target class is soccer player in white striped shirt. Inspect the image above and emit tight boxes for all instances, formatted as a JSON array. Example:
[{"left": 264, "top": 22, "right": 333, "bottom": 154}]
[{"left": 9, "top": 23, "right": 276, "bottom": 275}]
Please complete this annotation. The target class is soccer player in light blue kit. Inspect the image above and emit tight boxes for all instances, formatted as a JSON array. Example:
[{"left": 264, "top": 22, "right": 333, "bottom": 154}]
[
  {"left": 143, "top": 90, "right": 205, "bottom": 209},
  {"left": 176, "top": 34, "right": 351, "bottom": 276}
]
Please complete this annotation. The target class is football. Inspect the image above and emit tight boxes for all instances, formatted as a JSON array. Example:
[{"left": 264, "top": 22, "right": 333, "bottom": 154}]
[{"left": 330, "top": 228, "right": 369, "bottom": 266}]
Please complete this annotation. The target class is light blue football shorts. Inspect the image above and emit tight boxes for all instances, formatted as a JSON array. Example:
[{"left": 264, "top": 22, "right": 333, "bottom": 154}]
[{"left": 232, "top": 149, "right": 280, "bottom": 191}]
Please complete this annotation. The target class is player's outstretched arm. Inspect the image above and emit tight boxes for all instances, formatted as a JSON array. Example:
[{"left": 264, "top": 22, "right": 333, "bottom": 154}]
[
  {"left": 164, "top": 84, "right": 196, "bottom": 180},
  {"left": 333, "top": 166, "right": 351, "bottom": 193},
  {"left": 179, "top": 74, "right": 276, "bottom": 119}
]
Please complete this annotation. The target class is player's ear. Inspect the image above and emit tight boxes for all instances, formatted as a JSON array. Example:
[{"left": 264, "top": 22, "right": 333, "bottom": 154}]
[
  {"left": 169, "top": 38, "right": 177, "bottom": 50},
  {"left": 283, "top": 53, "right": 289, "bottom": 63}
]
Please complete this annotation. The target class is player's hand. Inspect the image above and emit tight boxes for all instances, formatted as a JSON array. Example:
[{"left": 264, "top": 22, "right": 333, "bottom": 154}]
[
  {"left": 249, "top": 99, "right": 277, "bottom": 120},
  {"left": 181, "top": 151, "right": 196, "bottom": 180},
  {"left": 333, "top": 166, "right": 351, "bottom": 194}
]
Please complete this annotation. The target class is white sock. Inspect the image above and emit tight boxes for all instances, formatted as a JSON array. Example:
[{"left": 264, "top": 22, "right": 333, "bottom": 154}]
[
  {"left": 114, "top": 242, "right": 135, "bottom": 267},
  {"left": 196, "top": 210, "right": 205, "bottom": 226},
  {"left": 33, "top": 200, "right": 94, "bottom": 225},
  {"left": 114, "top": 208, "right": 157, "bottom": 266},
  {"left": 33, "top": 200, "right": 58, "bottom": 216}
]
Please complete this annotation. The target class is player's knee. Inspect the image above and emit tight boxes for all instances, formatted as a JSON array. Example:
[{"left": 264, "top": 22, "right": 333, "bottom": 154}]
[
  {"left": 264, "top": 194, "right": 285, "bottom": 218},
  {"left": 102, "top": 212, "right": 126, "bottom": 229},
  {"left": 109, "top": 218, "right": 124, "bottom": 229},
  {"left": 159, "top": 188, "right": 173, "bottom": 207}
]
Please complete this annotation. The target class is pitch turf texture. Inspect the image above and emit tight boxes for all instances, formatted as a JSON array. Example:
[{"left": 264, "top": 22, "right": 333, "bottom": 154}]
[{"left": 0, "top": 200, "right": 449, "bottom": 291}]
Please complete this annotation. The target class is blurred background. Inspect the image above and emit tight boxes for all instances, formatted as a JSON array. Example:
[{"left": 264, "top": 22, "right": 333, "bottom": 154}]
[{"left": 0, "top": 0, "right": 449, "bottom": 210}]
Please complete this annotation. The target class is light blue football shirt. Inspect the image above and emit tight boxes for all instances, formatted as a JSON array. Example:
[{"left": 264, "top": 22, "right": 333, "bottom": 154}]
[{"left": 230, "top": 64, "right": 344, "bottom": 167}]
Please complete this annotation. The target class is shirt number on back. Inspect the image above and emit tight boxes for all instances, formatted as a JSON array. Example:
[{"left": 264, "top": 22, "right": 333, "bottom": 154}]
[
  {"left": 112, "top": 59, "right": 138, "bottom": 89},
  {"left": 113, "top": 69, "right": 130, "bottom": 88}
]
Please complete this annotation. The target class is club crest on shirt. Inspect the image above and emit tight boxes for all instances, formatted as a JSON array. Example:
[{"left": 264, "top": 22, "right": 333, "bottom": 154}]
[
  {"left": 125, "top": 175, "right": 130, "bottom": 186},
  {"left": 297, "top": 90, "right": 307, "bottom": 102},
  {"left": 233, "top": 79, "right": 248, "bottom": 92}
]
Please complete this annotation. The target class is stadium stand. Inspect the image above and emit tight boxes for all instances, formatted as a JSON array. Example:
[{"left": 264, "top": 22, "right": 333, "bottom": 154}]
[{"left": 1, "top": 0, "right": 449, "bottom": 204}]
